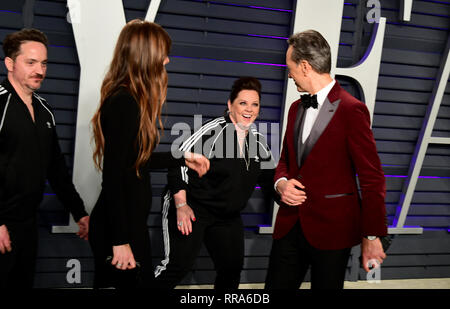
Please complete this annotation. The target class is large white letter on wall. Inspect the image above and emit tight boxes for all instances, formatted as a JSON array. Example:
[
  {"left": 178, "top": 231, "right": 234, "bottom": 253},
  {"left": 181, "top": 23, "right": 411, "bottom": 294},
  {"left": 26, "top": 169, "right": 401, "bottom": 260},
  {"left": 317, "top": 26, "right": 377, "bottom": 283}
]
[
  {"left": 52, "top": 0, "right": 126, "bottom": 232},
  {"left": 390, "top": 34, "right": 450, "bottom": 234},
  {"left": 53, "top": 0, "right": 161, "bottom": 232}
]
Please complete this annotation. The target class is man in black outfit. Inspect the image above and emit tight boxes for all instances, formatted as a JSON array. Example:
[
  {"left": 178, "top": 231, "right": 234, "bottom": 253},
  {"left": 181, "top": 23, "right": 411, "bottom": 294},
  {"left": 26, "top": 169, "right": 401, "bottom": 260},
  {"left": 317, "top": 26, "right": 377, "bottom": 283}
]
[{"left": 0, "top": 28, "right": 89, "bottom": 288}]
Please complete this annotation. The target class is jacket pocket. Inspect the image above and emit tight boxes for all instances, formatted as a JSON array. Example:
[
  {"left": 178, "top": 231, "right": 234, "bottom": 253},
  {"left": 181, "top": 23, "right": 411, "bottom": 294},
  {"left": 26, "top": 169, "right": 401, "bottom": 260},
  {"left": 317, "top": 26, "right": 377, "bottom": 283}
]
[{"left": 324, "top": 193, "right": 354, "bottom": 199}]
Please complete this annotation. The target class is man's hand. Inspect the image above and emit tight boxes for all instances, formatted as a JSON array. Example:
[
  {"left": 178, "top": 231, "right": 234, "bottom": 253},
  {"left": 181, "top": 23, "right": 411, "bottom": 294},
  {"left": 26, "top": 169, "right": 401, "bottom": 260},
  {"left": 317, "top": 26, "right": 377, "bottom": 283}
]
[
  {"left": 276, "top": 178, "right": 307, "bottom": 206},
  {"left": 184, "top": 151, "right": 210, "bottom": 178},
  {"left": 0, "top": 225, "right": 12, "bottom": 254},
  {"left": 76, "top": 216, "right": 89, "bottom": 240},
  {"left": 361, "top": 237, "right": 386, "bottom": 272}
]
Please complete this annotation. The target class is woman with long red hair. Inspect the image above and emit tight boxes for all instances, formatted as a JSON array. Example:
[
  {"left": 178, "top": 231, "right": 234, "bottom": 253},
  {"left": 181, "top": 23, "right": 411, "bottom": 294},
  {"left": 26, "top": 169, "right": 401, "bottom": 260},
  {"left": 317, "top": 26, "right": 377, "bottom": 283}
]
[{"left": 89, "top": 19, "right": 208, "bottom": 289}]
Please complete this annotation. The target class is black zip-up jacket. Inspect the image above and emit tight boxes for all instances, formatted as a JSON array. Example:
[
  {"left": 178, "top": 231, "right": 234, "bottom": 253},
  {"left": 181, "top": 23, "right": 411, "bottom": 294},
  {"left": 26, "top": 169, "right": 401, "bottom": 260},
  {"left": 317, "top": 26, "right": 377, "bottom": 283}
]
[
  {"left": 0, "top": 78, "right": 87, "bottom": 225},
  {"left": 168, "top": 114, "right": 276, "bottom": 217}
]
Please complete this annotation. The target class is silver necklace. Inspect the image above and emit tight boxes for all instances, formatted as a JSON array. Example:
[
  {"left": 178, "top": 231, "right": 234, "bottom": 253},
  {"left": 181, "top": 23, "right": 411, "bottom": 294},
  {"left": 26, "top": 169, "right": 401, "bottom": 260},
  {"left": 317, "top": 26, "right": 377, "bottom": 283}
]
[
  {"left": 242, "top": 138, "right": 250, "bottom": 171},
  {"left": 237, "top": 130, "right": 250, "bottom": 171}
]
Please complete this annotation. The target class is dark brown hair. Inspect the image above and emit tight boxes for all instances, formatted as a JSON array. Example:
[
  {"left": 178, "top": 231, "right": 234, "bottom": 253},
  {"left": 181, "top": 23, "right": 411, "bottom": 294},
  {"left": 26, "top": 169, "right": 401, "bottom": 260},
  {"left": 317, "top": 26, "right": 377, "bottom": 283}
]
[
  {"left": 229, "top": 76, "right": 262, "bottom": 103},
  {"left": 92, "top": 19, "right": 172, "bottom": 177},
  {"left": 2, "top": 28, "right": 48, "bottom": 60}
]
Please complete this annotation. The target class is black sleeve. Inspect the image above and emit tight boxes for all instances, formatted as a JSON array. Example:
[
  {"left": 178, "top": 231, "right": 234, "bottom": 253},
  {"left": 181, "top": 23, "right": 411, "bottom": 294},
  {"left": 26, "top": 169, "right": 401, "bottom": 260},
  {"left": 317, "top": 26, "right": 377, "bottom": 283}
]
[
  {"left": 258, "top": 168, "right": 276, "bottom": 198},
  {"left": 167, "top": 128, "right": 208, "bottom": 195},
  {"left": 0, "top": 95, "right": 9, "bottom": 226},
  {"left": 167, "top": 164, "right": 189, "bottom": 195},
  {"left": 144, "top": 151, "right": 184, "bottom": 170},
  {"left": 256, "top": 136, "right": 277, "bottom": 203},
  {"left": 47, "top": 126, "right": 88, "bottom": 223},
  {"left": 167, "top": 152, "right": 192, "bottom": 196},
  {"left": 101, "top": 92, "right": 140, "bottom": 245}
]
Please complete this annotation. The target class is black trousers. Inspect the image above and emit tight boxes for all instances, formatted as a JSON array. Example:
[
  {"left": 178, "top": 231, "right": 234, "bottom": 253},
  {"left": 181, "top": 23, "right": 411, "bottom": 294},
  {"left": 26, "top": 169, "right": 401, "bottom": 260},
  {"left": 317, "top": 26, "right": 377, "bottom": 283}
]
[
  {"left": 89, "top": 205, "right": 155, "bottom": 289},
  {"left": 0, "top": 219, "right": 38, "bottom": 288},
  {"left": 265, "top": 221, "right": 351, "bottom": 289},
  {"left": 153, "top": 205, "right": 244, "bottom": 289}
]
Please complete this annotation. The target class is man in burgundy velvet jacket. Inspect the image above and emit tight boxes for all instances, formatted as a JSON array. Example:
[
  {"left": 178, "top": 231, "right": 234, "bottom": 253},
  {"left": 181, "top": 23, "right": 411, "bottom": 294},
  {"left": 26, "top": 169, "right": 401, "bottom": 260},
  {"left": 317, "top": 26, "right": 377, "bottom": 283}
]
[{"left": 265, "top": 30, "right": 387, "bottom": 289}]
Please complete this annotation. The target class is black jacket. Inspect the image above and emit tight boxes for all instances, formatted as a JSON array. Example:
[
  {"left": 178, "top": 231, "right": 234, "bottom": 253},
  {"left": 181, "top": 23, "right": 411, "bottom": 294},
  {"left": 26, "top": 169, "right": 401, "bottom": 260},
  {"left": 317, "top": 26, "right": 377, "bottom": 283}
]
[
  {"left": 168, "top": 114, "right": 276, "bottom": 217},
  {"left": 90, "top": 88, "right": 183, "bottom": 247},
  {"left": 0, "top": 78, "right": 87, "bottom": 225}
]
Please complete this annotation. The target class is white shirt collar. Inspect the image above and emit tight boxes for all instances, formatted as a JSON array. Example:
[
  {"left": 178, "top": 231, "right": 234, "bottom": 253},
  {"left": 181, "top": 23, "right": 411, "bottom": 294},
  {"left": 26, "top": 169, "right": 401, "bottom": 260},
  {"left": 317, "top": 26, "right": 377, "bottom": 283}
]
[{"left": 315, "top": 79, "right": 336, "bottom": 107}]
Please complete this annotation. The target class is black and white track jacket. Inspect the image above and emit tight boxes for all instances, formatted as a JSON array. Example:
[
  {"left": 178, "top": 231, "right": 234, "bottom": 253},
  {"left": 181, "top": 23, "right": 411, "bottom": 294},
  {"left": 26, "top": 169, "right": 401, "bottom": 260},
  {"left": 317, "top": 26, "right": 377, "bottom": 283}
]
[
  {"left": 0, "top": 78, "right": 87, "bottom": 225},
  {"left": 167, "top": 114, "right": 276, "bottom": 217}
]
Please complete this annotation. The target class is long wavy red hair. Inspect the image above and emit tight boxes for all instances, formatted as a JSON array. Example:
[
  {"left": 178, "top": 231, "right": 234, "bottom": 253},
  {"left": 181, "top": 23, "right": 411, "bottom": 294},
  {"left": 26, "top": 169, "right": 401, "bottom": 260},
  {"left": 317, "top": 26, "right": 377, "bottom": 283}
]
[{"left": 91, "top": 19, "right": 171, "bottom": 177}]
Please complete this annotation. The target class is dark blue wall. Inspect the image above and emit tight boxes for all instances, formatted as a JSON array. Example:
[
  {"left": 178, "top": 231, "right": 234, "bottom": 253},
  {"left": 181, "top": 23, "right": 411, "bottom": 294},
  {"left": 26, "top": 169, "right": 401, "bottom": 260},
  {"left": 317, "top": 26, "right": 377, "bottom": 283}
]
[{"left": 0, "top": 0, "right": 449, "bottom": 288}]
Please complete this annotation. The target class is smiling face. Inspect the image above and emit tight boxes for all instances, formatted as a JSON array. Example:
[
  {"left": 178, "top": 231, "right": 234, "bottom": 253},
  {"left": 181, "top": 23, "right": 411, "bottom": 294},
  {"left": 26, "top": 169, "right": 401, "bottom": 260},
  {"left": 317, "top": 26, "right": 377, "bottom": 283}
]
[
  {"left": 5, "top": 41, "right": 48, "bottom": 94},
  {"left": 227, "top": 89, "right": 260, "bottom": 130}
]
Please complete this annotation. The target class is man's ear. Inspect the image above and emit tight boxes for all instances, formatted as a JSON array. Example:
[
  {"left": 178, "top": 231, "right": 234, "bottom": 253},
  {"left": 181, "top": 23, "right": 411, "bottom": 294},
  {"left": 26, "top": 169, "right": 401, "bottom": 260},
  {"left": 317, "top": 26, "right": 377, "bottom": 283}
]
[
  {"left": 300, "top": 60, "right": 312, "bottom": 76},
  {"left": 4, "top": 57, "right": 14, "bottom": 72}
]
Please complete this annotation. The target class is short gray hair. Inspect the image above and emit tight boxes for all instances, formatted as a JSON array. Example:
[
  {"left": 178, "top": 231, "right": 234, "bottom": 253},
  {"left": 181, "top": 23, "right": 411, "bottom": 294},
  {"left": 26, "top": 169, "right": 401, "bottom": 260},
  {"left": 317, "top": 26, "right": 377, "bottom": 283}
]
[{"left": 287, "top": 30, "right": 331, "bottom": 74}]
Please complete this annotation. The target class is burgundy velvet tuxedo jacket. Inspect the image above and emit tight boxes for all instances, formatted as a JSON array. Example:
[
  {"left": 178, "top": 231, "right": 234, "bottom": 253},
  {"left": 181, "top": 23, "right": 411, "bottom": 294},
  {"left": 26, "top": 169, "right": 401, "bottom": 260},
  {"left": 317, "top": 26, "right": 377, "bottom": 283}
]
[{"left": 273, "top": 81, "right": 387, "bottom": 250}]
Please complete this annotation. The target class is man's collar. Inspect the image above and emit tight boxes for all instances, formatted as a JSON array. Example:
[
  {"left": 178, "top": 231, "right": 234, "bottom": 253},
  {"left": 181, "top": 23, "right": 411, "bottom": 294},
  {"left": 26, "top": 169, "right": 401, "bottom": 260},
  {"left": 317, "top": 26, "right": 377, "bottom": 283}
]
[
  {"left": 315, "top": 79, "right": 336, "bottom": 106},
  {"left": 1, "top": 77, "right": 37, "bottom": 105},
  {"left": 1, "top": 78, "right": 15, "bottom": 94}
]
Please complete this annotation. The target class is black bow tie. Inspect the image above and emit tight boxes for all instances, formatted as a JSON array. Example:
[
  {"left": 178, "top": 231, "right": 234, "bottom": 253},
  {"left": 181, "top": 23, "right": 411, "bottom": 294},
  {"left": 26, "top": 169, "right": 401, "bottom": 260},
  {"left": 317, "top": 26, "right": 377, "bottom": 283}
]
[{"left": 300, "top": 94, "right": 318, "bottom": 109}]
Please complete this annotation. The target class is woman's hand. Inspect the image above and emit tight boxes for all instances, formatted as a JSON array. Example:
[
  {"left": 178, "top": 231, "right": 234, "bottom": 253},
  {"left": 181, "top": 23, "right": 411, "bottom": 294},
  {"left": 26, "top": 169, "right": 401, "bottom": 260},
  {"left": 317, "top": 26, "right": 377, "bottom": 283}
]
[
  {"left": 174, "top": 190, "right": 195, "bottom": 235},
  {"left": 111, "top": 244, "right": 136, "bottom": 270},
  {"left": 184, "top": 151, "right": 210, "bottom": 178},
  {"left": 176, "top": 204, "right": 196, "bottom": 236}
]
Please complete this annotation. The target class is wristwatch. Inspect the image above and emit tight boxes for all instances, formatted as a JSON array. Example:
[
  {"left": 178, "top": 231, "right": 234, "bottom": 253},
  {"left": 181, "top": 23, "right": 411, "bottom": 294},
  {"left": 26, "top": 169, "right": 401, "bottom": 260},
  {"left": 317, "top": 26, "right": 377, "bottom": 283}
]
[{"left": 365, "top": 236, "right": 377, "bottom": 241}]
